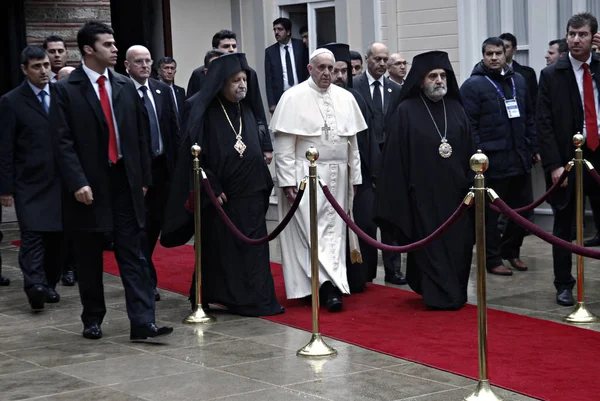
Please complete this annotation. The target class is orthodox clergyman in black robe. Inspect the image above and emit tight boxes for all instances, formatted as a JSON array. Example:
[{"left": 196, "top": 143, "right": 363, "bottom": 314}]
[
  {"left": 323, "top": 42, "right": 380, "bottom": 293},
  {"left": 374, "top": 51, "right": 475, "bottom": 310},
  {"left": 161, "top": 53, "right": 283, "bottom": 317}
]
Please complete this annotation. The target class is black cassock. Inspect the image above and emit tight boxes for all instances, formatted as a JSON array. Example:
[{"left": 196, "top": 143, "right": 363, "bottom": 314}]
[{"left": 374, "top": 96, "right": 475, "bottom": 310}]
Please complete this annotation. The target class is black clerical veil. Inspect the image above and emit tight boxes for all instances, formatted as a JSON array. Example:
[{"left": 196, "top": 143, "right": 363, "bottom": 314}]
[{"left": 322, "top": 42, "right": 353, "bottom": 88}]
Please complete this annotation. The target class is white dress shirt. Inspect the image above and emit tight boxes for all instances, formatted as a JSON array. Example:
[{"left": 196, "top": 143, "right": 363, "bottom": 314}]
[
  {"left": 569, "top": 53, "right": 600, "bottom": 138},
  {"left": 134, "top": 79, "right": 164, "bottom": 155},
  {"left": 366, "top": 70, "right": 385, "bottom": 108},
  {"left": 279, "top": 40, "right": 299, "bottom": 92},
  {"left": 27, "top": 81, "right": 50, "bottom": 111},
  {"left": 81, "top": 62, "right": 122, "bottom": 158}
]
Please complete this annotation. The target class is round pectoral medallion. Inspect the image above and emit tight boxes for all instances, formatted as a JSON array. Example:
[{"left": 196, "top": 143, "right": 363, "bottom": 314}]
[{"left": 439, "top": 139, "right": 452, "bottom": 158}]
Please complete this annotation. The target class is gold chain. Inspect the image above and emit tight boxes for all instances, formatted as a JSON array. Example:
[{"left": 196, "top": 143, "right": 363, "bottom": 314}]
[{"left": 218, "top": 98, "right": 243, "bottom": 140}]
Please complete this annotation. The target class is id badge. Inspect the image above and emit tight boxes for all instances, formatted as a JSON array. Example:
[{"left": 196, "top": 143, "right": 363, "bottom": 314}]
[{"left": 504, "top": 99, "right": 520, "bottom": 119}]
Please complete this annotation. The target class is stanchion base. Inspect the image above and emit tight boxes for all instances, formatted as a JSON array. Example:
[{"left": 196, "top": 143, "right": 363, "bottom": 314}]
[
  {"left": 296, "top": 333, "right": 338, "bottom": 357},
  {"left": 183, "top": 307, "right": 216, "bottom": 324},
  {"left": 564, "top": 302, "right": 599, "bottom": 324},
  {"left": 465, "top": 380, "right": 504, "bottom": 401}
]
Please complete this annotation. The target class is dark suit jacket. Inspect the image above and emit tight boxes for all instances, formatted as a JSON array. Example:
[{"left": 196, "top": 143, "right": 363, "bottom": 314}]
[
  {"left": 52, "top": 67, "right": 152, "bottom": 231},
  {"left": 173, "top": 83, "right": 185, "bottom": 120},
  {"left": 353, "top": 72, "right": 401, "bottom": 144},
  {"left": 186, "top": 66, "right": 205, "bottom": 98},
  {"left": 264, "top": 38, "right": 308, "bottom": 107},
  {"left": 537, "top": 52, "right": 600, "bottom": 208},
  {"left": 147, "top": 78, "right": 179, "bottom": 172},
  {"left": 512, "top": 60, "right": 538, "bottom": 115},
  {"left": 0, "top": 80, "right": 62, "bottom": 231}
]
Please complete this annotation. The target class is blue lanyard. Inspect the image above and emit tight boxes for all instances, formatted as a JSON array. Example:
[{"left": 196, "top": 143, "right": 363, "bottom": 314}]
[{"left": 485, "top": 76, "right": 516, "bottom": 99}]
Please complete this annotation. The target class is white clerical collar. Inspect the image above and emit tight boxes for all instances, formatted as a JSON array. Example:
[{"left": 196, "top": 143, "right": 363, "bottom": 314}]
[
  {"left": 308, "top": 77, "right": 330, "bottom": 93},
  {"left": 82, "top": 61, "right": 109, "bottom": 85},
  {"left": 569, "top": 52, "right": 592, "bottom": 71},
  {"left": 366, "top": 70, "right": 384, "bottom": 87}
]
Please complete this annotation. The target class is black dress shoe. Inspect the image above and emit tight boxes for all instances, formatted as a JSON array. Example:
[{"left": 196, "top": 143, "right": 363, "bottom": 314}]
[
  {"left": 154, "top": 288, "right": 161, "bottom": 301},
  {"left": 325, "top": 295, "right": 343, "bottom": 312},
  {"left": 130, "top": 322, "right": 173, "bottom": 340},
  {"left": 46, "top": 288, "right": 60, "bottom": 303},
  {"left": 0, "top": 275, "right": 9, "bottom": 286},
  {"left": 584, "top": 234, "right": 600, "bottom": 247},
  {"left": 385, "top": 272, "right": 407, "bottom": 285},
  {"left": 556, "top": 289, "right": 575, "bottom": 306},
  {"left": 26, "top": 285, "right": 45, "bottom": 310},
  {"left": 83, "top": 323, "right": 102, "bottom": 339},
  {"left": 61, "top": 270, "right": 75, "bottom": 286}
]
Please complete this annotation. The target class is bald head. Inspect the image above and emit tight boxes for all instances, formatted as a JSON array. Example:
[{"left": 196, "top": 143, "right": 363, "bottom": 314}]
[
  {"left": 308, "top": 52, "right": 335, "bottom": 90},
  {"left": 57, "top": 66, "right": 75, "bottom": 80},
  {"left": 366, "top": 42, "right": 389, "bottom": 79},
  {"left": 124, "top": 45, "right": 152, "bottom": 84},
  {"left": 387, "top": 53, "right": 407, "bottom": 83}
]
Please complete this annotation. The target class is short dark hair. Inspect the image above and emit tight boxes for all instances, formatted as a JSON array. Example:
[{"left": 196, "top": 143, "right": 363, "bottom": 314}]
[
  {"left": 481, "top": 37, "right": 506, "bottom": 55},
  {"left": 299, "top": 25, "right": 308, "bottom": 35},
  {"left": 42, "top": 35, "right": 65, "bottom": 50},
  {"left": 273, "top": 17, "right": 292, "bottom": 32},
  {"left": 21, "top": 46, "right": 48, "bottom": 67},
  {"left": 211, "top": 30, "right": 237, "bottom": 49},
  {"left": 499, "top": 32, "right": 517, "bottom": 48},
  {"left": 157, "top": 56, "right": 177, "bottom": 69},
  {"left": 567, "top": 12, "right": 598, "bottom": 36},
  {"left": 77, "top": 21, "right": 114, "bottom": 55},
  {"left": 549, "top": 38, "right": 568, "bottom": 54},
  {"left": 204, "top": 49, "right": 224, "bottom": 68},
  {"left": 349, "top": 50, "right": 362, "bottom": 63}
]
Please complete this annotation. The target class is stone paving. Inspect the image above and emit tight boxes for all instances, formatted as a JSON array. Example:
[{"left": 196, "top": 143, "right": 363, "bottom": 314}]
[{"left": 1, "top": 214, "right": 599, "bottom": 400}]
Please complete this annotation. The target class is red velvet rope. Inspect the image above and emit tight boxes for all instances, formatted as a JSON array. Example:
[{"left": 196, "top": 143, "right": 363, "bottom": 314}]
[
  {"left": 320, "top": 183, "right": 472, "bottom": 253},
  {"left": 491, "top": 197, "right": 600, "bottom": 259},
  {"left": 586, "top": 165, "right": 600, "bottom": 186},
  {"left": 201, "top": 177, "right": 305, "bottom": 245},
  {"left": 488, "top": 167, "right": 569, "bottom": 214}
]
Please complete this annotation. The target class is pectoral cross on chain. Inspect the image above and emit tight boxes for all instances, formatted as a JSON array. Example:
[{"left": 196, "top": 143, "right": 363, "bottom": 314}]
[{"left": 322, "top": 123, "right": 331, "bottom": 140}]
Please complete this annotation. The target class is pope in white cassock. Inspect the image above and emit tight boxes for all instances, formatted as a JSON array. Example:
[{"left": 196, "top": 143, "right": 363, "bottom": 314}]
[{"left": 271, "top": 48, "right": 367, "bottom": 312}]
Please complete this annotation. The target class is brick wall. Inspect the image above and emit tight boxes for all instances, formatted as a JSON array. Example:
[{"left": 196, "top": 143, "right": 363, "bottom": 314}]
[{"left": 24, "top": 0, "right": 111, "bottom": 64}]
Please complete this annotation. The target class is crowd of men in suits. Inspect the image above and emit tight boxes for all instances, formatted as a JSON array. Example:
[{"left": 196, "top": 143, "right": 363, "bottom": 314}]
[{"left": 3, "top": 12, "right": 600, "bottom": 324}]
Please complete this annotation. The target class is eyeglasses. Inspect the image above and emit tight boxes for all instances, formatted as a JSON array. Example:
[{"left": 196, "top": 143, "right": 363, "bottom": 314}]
[
  {"left": 132, "top": 59, "right": 153, "bottom": 67},
  {"left": 392, "top": 61, "right": 407, "bottom": 66}
]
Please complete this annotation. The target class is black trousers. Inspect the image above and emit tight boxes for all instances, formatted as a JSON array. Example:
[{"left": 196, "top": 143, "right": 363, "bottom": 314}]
[
  {"left": 18, "top": 231, "right": 62, "bottom": 290},
  {"left": 486, "top": 173, "right": 533, "bottom": 268},
  {"left": 74, "top": 161, "right": 155, "bottom": 327},
  {"left": 0, "top": 211, "right": 3, "bottom": 276},
  {"left": 143, "top": 155, "right": 169, "bottom": 289}
]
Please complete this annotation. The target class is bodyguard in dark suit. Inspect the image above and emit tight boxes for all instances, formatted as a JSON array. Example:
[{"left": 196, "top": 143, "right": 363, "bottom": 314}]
[
  {"left": 538, "top": 13, "right": 600, "bottom": 306},
  {"left": 264, "top": 17, "right": 308, "bottom": 113},
  {"left": 0, "top": 47, "right": 63, "bottom": 309},
  {"left": 126, "top": 46, "right": 179, "bottom": 302},
  {"left": 500, "top": 33, "right": 538, "bottom": 112},
  {"left": 51, "top": 22, "right": 172, "bottom": 340},
  {"left": 353, "top": 42, "right": 404, "bottom": 285},
  {"left": 157, "top": 56, "right": 186, "bottom": 128}
]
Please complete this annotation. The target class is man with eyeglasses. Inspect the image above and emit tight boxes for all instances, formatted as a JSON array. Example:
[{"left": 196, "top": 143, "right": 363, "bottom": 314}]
[
  {"left": 387, "top": 53, "right": 407, "bottom": 88},
  {"left": 157, "top": 57, "right": 185, "bottom": 126},
  {"left": 125, "top": 46, "right": 179, "bottom": 303}
]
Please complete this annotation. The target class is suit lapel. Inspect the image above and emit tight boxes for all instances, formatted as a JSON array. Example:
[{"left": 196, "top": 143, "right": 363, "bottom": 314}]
[
  {"left": 358, "top": 74, "right": 374, "bottom": 113},
  {"left": 20, "top": 81, "right": 48, "bottom": 120},
  {"left": 271, "top": 45, "right": 283, "bottom": 81},
  {"left": 148, "top": 80, "right": 163, "bottom": 119},
  {"left": 562, "top": 58, "right": 584, "bottom": 132},
  {"left": 75, "top": 71, "right": 108, "bottom": 131},
  {"left": 109, "top": 71, "right": 126, "bottom": 135},
  {"left": 383, "top": 77, "right": 392, "bottom": 114}
]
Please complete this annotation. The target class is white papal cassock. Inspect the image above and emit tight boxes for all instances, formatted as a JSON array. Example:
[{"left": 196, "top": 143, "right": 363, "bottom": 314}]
[{"left": 271, "top": 77, "right": 367, "bottom": 299}]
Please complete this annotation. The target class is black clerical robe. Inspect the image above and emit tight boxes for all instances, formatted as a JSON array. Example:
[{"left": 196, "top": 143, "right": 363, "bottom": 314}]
[{"left": 374, "top": 96, "right": 475, "bottom": 310}]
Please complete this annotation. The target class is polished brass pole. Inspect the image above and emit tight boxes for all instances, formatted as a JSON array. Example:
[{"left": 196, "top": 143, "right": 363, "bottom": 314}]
[
  {"left": 297, "top": 146, "right": 337, "bottom": 357},
  {"left": 565, "top": 134, "right": 598, "bottom": 324},
  {"left": 465, "top": 150, "right": 503, "bottom": 401},
  {"left": 183, "top": 144, "right": 216, "bottom": 324}
]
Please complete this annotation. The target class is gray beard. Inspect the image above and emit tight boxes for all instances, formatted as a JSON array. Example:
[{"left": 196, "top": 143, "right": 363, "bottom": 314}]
[{"left": 423, "top": 86, "right": 447, "bottom": 102}]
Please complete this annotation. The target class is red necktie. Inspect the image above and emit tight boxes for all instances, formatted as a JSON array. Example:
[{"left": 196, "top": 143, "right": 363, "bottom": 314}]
[
  {"left": 97, "top": 76, "right": 119, "bottom": 163},
  {"left": 583, "top": 63, "right": 599, "bottom": 151}
]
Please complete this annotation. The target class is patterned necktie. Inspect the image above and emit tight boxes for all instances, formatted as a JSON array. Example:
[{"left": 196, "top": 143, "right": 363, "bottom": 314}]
[
  {"left": 583, "top": 63, "right": 599, "bottom": 151},
  {"left": 38, "top": 90, "right": 49, "bottom": 114},
  {"left": 140, "top": 86, "right": 161, "bottom": 156},
  {"left": 97, "top": 76, "right": 119, "bottom": 163},
  {"left": 284, "top": 45, "right": 295, "bottom": 86}
]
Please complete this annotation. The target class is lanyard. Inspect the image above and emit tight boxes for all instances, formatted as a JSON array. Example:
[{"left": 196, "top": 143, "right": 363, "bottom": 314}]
[{"left": 485, "top": 76, "right": 516, "bottom": 99}]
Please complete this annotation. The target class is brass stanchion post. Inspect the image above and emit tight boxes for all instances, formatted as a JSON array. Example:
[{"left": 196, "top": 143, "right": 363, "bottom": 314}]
[
  {"left": 183, "top": 144, "right": 216, "bottom": 324},
  {"left": 564, "top": 134, "right": 598, "bottom": 324},
  {"left": 465, "top": 150, "right": 503, "bottom": 401},
  {"left": 297, "top": 146, "right": 337, "bottom": 358}
]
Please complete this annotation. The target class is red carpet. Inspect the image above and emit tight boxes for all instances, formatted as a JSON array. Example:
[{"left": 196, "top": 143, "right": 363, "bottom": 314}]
[{"left": 11, "top": 240, "right": 596, "bottom": 400}]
